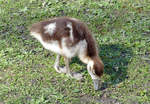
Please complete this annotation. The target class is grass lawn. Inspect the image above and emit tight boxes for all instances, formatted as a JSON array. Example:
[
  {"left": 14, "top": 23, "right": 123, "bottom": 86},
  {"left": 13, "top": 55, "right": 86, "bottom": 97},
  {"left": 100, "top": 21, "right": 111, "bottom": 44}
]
[{"left": 0, "top": 0, "right": 150, "bottom": 103}]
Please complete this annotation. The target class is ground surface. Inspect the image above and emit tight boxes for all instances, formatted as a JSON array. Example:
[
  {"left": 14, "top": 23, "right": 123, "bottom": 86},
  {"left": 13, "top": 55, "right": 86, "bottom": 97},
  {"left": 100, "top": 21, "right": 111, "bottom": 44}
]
[{"left": 0, "top": 0, "right": 150, "bottom": 104}]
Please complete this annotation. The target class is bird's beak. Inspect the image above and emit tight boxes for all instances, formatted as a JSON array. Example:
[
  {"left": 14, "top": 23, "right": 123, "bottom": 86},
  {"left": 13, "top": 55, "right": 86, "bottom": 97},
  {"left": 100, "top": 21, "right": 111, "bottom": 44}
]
[{"left": 93, "top": 79, "right": 100, "bottom": 90}]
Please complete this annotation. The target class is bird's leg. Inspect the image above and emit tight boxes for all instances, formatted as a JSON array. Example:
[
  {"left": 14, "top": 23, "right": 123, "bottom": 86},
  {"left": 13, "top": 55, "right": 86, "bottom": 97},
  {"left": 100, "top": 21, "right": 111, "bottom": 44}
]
[
  {"left": 54, "top": 54, "right": 62, "bottom": 73},
  {"left": 64, "top": 57, "right": 72, "bottom": 77},
  {"left": 54, "top": 55, "right": 68, "bottom": 73},
  {"left": 54, "top": 55, "right": 82, "bottom": 80},
  {"left": 64, "top": 57, "right": 83, "bottom": 80}
]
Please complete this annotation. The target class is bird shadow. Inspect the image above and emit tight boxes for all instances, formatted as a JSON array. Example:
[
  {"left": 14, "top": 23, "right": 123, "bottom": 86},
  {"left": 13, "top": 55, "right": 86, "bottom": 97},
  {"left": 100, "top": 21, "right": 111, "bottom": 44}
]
[
  {"left": 70, "top": 43, "right": 133, "bottom": 90},
  {"left": 99, "top": 43, "right": 133, "bottom": 90}
]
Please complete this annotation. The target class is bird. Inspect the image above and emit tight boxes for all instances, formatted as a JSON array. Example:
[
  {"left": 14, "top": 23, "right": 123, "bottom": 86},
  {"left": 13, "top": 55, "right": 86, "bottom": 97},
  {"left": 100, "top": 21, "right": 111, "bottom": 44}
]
[{"left": 29, "top": 17, "right": 104, "bottom": 90}]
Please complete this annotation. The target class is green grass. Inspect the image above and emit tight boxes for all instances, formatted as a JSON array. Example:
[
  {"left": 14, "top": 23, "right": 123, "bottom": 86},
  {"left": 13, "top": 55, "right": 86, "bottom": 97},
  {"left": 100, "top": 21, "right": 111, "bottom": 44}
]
[{"left": 0, "top": 0, "right": 150, "bottom": 103}]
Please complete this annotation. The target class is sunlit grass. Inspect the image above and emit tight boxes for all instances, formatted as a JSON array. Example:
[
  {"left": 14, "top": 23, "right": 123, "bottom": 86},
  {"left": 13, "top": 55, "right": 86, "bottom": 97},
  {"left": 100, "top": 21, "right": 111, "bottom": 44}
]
[{"left": 0, "top": 0, "right": 150, "bottom": 103}]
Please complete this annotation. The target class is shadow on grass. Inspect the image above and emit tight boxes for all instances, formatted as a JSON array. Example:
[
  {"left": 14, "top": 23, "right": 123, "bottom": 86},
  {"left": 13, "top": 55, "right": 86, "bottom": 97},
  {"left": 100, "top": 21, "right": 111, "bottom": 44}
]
[
  {"left": 99, "top": 43, "right": 133, "bottom": 90},
  {"left": 70, "top": 43, "right": 133, "bottom": 90}
]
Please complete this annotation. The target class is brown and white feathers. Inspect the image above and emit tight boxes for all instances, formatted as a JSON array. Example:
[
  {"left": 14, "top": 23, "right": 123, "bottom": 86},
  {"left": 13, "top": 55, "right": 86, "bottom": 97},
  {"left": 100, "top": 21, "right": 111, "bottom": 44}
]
[{"left": 30, "top": 17, "right": 104, "bottom": 87}]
